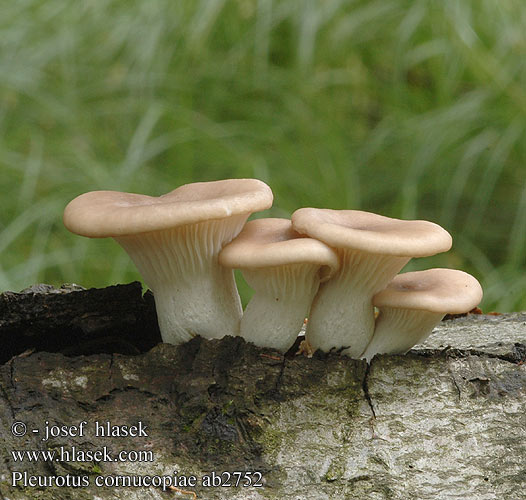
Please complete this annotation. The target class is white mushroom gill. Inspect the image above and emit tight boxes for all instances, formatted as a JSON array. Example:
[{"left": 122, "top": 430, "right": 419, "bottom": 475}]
[
  {"left": 360, "top": 307, "right": 443, "bottom": 361},
  {"left": 115, "top": 215, "right": 247, "bottom": 344},
  {"left": 306, "top": 250, "right": 409, "bottom": 357},
  {"left": 240, "top": 263, "right": 328, "bottom": 352}
]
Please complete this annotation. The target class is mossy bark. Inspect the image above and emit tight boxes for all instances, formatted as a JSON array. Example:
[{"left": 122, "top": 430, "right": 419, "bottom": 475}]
[{"left": 0, "top": 284, "right": 524, "bottom": 499}]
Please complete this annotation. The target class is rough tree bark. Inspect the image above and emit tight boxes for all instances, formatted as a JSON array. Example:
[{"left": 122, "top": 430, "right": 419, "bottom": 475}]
[{"left": 0, "top": 284, "right": 524, "bottom": 499}]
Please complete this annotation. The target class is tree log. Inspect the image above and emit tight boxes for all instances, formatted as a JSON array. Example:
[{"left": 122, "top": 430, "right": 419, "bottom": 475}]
[
  {"left": 0, "top": 282, "right": 161, "bottom": 363},
  {"left": 0, "top": 284, "right": 524, "bottom": 499}
]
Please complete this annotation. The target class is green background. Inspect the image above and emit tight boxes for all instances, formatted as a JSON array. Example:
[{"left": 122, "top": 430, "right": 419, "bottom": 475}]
[{"left": 1, "top": 0, "right": 525, "bottom": 311}]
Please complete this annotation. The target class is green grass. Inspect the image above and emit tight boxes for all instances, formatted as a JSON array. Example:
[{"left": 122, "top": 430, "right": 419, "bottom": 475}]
[{"left": 1, "top": 0, "right": 525, "bottom": 311}]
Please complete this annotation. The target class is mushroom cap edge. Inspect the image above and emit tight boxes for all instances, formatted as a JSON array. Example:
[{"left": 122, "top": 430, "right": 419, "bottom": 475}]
[
  {"left": 63, "top": 179, "right": 273, "bottom": 238},
  {"left": 219, "top": 218, "right": 340, "bottom": 274},
  {"left": 373, "top": 268, "right": 483, "bottom": 314},
  {"left": 292, "top": 208, "right": 452, "bottom": 257}
]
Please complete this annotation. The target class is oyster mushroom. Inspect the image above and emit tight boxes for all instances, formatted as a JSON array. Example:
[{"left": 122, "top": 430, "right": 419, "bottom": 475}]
[
  {"left": 63, "top": 179, "right": 273, "bottom": 344},
  {"left": 361, "top": 268, "right": 483, "bottom": 361},
  {"left": 291, "top": 208, "right": 452, "bottom": 357},
  {"left": 219, "top": 218, "right": 339, "bottom": 352}
]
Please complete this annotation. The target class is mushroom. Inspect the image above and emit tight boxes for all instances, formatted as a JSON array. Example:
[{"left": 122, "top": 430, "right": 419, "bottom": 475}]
[
  {"left": 361, "top": 268, "right": 483, "bottom": 361},
  {"left": 291, "top": 208, "right": 452, "bottom": 357},
  {"left": 219, "top": 218, "right": 340, "bottom": 352},
  {"left": 63, "top": 179, "right": 273, "bottom": 345}
]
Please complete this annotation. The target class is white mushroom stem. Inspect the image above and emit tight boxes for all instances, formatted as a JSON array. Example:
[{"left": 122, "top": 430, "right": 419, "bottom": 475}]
[
  {"left": 115, "top": 215, "right": 247, "bottom": 344},
  {"left": 240, "top": 263, "right": 326, "bottom": 352},
  {"left": 306, "top": 250, "right": 409, "bottom": 357},
  {"left": 361, "top": 307, "right": 444, "bottom": 361}
]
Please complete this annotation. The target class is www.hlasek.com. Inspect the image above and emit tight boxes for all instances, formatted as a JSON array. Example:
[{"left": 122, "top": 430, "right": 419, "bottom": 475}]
[
  {"left": 12, "top": 445, "right": 153, "bottom": 465},
  {"left": 10, "top": 419, "right": 263, "bottom": 490}
]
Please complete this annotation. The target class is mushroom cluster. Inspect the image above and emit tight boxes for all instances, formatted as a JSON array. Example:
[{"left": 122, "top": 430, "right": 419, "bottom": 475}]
[{"left": 64, "top": 179, "right": 482, "bottom": 360}]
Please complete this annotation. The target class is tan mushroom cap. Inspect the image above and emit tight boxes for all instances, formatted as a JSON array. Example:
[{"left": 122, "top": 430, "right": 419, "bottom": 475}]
[
  {"left": 292, "top": 208, "right": 452, "bottom": 257},
  {"left": 373, "top": 268, "right": 483, "bottom": 314},
  {"left": 63, "top": 179, "right": 273, "bottom": 238},
  {"left": 219, "top": 218, "right": 339, "bottom": 274}
]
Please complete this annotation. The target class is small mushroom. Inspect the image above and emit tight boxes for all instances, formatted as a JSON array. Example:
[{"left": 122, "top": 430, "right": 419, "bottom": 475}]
[
  {"left": 63, "top": 179, "right": 273, "bottom": 344},
  {"left": 219, "top": 218, "right": 339, "bottom": 352},
  {"left": 291, "top": 208, "right": 452, "bottom": 357},
  {"left": 361, "top": 268, "right": 483, "bottom": 361}
]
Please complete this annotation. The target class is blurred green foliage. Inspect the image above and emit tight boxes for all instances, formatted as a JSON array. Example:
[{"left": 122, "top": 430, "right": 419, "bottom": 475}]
[{"left": 1, "top": 0, "right": 525, "bottom": 311}]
